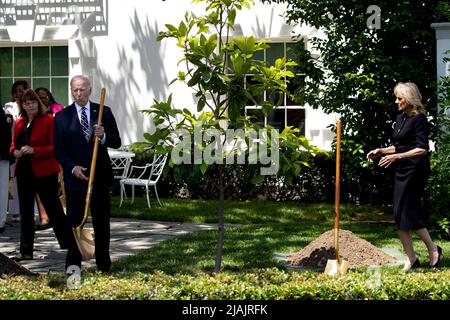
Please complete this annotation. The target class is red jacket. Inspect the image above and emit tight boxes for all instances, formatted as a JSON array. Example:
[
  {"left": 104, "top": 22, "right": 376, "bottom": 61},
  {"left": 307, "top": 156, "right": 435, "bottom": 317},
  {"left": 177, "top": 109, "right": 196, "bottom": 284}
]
[{"left": 10, "top": 113, "right": 60, "bottom": 177}]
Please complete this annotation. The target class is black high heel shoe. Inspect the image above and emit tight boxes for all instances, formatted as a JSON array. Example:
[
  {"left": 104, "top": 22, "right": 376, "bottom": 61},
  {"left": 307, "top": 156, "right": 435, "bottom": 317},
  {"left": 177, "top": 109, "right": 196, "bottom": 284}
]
[
  {"left": 403, "top": 257, "right": 420, "bottom": 272},
  {"left": 430, "top": 246, "right": 443, "bottom": 268}
]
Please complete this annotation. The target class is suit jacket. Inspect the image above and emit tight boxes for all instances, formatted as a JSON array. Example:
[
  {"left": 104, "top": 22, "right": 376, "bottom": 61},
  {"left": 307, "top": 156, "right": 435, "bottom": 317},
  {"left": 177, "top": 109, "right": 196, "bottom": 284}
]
[
  {"left": 0, "top": 107, "right": 12, "bottom": 161},
  {"left": 54, "top": 102, "right": 121, "bottom": 190},
  {"left": 10, "top": 113, "right": 60, "bottom": 177}
]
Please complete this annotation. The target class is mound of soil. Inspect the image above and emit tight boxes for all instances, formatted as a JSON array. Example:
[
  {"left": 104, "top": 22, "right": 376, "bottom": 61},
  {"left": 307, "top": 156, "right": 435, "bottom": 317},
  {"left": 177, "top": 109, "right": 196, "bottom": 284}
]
[
  {"left": 0, "top": 252, "right": 36, "bottom": 276},
  {"left": 288, "top": 229, "right": 397, "bottom": 268}
]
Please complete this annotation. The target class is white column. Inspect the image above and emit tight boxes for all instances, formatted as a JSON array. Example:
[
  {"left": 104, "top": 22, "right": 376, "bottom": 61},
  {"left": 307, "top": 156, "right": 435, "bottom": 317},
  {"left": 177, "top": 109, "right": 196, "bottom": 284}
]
[
  {"left": 432, "top": 23, "right": 450, "bottom": 118},
  {"left": 431, "top": 23, "right": 450, "bottom": 80}
]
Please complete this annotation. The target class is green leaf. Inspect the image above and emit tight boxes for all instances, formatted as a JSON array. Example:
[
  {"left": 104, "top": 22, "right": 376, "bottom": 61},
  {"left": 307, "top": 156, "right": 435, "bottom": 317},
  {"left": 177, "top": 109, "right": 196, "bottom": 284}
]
[
  {"left": 202, "top": 71, "right": 212, "bottom": 83},
  {"left": 200, "top": 162, "right": 208, "bottom": 175},
  {"left": 178, "top": 21, "right": 187, "bottom": 36},
  {"left": 228, "top": 9, "right": 236, "bottom": 26},
  {"left": 165, "top": 24, "right": 178, "bottom": 33},
  {"left": 197, "top": 98, "right": 206, "bottom": 112},
  {"left": 251, "top": 175, "right": 265, "bottom": 185},
  {"left": 261, "top": 101, "right": 273, "bottom": 117}
]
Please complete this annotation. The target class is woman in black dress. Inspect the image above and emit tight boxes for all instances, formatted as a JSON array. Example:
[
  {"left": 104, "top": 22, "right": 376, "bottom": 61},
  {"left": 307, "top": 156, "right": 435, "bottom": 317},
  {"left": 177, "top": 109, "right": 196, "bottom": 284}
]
[{"left": 367, "top": 82, "right": 442, "bottom": 272}]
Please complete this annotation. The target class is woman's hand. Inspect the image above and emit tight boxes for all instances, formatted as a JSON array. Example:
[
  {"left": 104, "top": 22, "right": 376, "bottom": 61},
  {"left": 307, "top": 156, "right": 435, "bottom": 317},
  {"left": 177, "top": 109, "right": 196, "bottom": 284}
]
[
  {"left": 378, "top": 154, "right": 401, "bottom": 168},
  {"left": 19, "top": 145, "right": 35, "bottom": 155},
  {"left": 13, "top": 149, "right": 21, "bottom": 159},
  {"left": 366, "top": 148, "right": 382, "bottom": 161}
]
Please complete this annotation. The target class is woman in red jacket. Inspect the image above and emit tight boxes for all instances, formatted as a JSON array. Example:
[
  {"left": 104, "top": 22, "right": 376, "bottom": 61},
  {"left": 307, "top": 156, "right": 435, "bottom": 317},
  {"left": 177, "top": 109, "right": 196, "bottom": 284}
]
[{"left": 10, "top": 89, "right": 67, "bottom": 261}]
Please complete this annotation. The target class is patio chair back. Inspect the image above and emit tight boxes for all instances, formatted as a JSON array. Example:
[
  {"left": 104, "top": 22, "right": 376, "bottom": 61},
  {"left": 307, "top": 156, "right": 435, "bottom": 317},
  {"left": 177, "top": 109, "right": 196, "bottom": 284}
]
[{"left": 147, "top": 153, "right": 167, "bottom": 185}]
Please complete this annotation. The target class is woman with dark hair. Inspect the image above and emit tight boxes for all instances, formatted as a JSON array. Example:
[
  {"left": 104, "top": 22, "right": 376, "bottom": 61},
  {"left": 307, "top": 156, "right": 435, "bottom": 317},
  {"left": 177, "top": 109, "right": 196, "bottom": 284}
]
[
  {"left": 9, "top": 89, "right": 68, "bottom": 261},
  {"left": 34, "top": 87, "right": 65, "bottom": 227},
  {"left": 35, "top": 87, "right": 64, "bottom": 115},
  {"left": 4, "top": 80, "right": 30, "bottom": 121}
]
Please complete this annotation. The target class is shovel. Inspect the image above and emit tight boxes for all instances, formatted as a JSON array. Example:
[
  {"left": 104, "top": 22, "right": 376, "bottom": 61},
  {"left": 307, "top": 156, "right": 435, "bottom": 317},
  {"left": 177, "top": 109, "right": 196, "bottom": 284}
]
[
  {"left": 324, "top": 118, "right": 349, "bottom": 276},
  {"left": 73, "top": 88, "right": 106, "bottom": 261},
  {"left": 59, "top": 169, "right": 67, "bottom": 214}
]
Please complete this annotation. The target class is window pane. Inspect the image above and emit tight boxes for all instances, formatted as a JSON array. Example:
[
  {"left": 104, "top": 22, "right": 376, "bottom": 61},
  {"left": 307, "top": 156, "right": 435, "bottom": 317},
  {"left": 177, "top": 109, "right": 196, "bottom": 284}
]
[
  {"left": 253, "top": 49, "right": 264, "bottom": 62},
  {"left": 0, "top": 47, "right": 13, "bottom": 77},
  {"left": 51, "top": 46, "right": 68, "bottom": 76},
  {"left": 33, "top": 47, "right": 50, "bottom": 76},
  {"left": 267, "top": 108, "right": 285, "bottom": 130},
  {"left": 247, "top": 49, "right": 265, "bottom": 74},
  {"left": 287, "top": 109, "right": 305, "bottom": 136},
  {"left": 33, "top": 78, "right": 50, "bottom": 91},
  {"left": 246, "top": 108, "right": 265, "bottom": 127},
  {"left": 0, "top": 78, "right": 13, "bottom": 105},
  {"left": 14, "top": 47, "right": 31, "bottom": 77},
  {"left": 51, "top": 77, "right": 68, "bottom": 105},
  {"left": 266, "top": 43, "right": 284, "bottom": 67}
]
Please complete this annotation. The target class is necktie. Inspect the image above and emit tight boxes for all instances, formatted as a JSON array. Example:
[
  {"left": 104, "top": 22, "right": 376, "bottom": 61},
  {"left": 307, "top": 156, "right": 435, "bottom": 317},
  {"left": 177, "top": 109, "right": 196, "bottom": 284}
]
[{"left": 80, "top": 107, "right": 90, "bottom": 141}]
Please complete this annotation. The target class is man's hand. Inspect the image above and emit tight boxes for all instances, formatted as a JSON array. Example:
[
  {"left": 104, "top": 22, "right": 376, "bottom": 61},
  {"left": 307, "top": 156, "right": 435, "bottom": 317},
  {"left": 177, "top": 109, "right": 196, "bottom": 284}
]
[
  {"left": 73, "top": 166, "right": 89, "bottom": 181},
  {"left": 93, "top": 124, "right": 105, "bottom": 140}
]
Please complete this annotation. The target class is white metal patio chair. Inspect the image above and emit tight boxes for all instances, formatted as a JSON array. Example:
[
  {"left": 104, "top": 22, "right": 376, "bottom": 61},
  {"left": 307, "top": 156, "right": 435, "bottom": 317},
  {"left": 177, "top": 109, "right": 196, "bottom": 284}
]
[
  {"left": 110, "top": 155, "right": 133, "bottom": 181},
  {"left": 119, "top": 153, "right": 167, "bottom": 208}
]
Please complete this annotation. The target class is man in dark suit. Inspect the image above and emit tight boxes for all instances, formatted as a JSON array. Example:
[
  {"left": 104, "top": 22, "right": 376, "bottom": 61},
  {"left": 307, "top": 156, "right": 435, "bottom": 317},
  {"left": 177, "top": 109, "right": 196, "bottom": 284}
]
[{"left": 54, "top": 75, "right": 121, "bottom": 273}]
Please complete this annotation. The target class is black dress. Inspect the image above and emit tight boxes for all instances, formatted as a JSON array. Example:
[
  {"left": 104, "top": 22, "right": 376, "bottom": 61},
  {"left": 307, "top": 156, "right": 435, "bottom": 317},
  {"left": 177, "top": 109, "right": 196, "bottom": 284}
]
[{"left": 392, "top": 112, "right": 430, "bottom": 230}]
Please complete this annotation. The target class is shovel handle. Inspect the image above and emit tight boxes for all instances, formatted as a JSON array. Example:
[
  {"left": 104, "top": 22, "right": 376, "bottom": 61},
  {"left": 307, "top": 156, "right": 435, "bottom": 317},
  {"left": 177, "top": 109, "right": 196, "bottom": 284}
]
[
  {"left": 334, "top": 118, "right": 341, "bottom": 229},
  {"left": 78, "top": 88, "right": 106, "bottom": 229},
  {"left": 334, "top": 119, "right": 341, "bottom": 263}
]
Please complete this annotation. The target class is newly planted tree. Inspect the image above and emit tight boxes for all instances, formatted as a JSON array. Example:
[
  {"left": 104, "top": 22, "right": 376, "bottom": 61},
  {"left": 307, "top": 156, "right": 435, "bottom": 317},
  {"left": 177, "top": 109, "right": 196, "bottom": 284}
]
[{"left": 137, "top": 0, "right": 323, "bottom": 272}]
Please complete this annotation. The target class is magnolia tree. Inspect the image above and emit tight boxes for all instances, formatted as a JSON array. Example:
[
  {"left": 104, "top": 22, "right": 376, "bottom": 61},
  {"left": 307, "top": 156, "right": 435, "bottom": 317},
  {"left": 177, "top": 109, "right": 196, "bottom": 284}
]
[{"left": 137, "top": 0, "right": 323, "bottom": 272}]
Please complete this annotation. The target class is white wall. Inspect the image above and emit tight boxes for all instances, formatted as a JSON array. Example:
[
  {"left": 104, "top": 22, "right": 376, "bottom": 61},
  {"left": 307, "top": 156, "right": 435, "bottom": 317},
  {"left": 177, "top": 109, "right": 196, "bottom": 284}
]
[{"left": 68, "top": 0, "right": 335, "bottom": 148}]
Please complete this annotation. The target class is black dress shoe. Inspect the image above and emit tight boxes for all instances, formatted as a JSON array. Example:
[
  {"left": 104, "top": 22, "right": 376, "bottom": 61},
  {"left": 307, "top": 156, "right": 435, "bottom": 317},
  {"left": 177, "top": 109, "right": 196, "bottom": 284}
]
[
  {"left": 34, "top": 224, "right": 51, "bottom": 231},
  {"left": 430, "top": 246, "right": 443, "bottom": 268},
  {"left": 11, "top": 254, "right": 33, "bottom": 262}
]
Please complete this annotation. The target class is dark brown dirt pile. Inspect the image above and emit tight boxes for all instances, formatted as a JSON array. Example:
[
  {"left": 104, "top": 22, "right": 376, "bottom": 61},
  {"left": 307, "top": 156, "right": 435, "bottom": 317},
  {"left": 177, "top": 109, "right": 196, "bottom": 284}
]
[
  {"left": 0, "top": 252, "right": 36, "bottom": 276},
  {"left": 288, "top": 229, "right": 397, "bottom": 268}
]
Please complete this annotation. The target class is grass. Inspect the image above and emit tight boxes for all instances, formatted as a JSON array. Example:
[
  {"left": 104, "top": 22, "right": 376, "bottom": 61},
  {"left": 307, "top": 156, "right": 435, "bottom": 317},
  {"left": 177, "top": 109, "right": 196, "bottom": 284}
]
[
  {"left": 111, "top": 197, "right": 393, "bottom": 224},
  {"left": 110, "top": 197, "right": 444, "bottom": 275},
  {"left": 1, "top": 196, "right": 448, "bottom": 299}
]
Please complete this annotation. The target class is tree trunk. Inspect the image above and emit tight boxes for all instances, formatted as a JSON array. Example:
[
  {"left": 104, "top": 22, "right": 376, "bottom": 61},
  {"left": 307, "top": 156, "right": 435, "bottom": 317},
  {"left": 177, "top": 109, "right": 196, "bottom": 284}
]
[{"left": 213, "top": 164, "right": 225, "bottom": 273}]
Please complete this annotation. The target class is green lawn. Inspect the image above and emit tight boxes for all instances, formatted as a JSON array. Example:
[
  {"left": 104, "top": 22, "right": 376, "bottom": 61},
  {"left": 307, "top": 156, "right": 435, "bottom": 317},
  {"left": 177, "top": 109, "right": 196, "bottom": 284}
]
[
  {"left": 110, "top": 197, "right": 443, "bottom": 275},
  {"left": 1, "top": 197, "right": 448, "bottom": 300}
]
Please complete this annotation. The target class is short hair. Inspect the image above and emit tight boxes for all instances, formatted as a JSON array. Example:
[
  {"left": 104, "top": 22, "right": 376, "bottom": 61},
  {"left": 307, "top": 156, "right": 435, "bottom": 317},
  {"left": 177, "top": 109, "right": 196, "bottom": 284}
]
[
  {"left": 394, "top": 82, "right": 426, "bottom": 115},
  {"left": 70, "top": 75, "right": 91, "bottom": 89},
  {"left": 10, "top": 80, "right": 30, "bottom": 102},
  {"left": 20, "top": 89, "right": 48, "bottom": 117}
]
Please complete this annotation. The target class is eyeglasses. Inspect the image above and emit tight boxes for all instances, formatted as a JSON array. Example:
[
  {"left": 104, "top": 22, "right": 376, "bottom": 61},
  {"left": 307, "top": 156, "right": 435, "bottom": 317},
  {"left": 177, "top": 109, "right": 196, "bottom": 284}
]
[{"left": 23, "top": 101, "right": 39, "bottom": 107}]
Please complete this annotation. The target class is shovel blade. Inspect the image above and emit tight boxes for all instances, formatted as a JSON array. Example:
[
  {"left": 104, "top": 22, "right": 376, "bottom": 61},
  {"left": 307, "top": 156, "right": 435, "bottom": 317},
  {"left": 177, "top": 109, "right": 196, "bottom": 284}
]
[
  {"left": 73, "top": 227, "right": 95, "bottom": 261},
  {"left": 324, "top": 259, "right": 349, "bottom": 276}
]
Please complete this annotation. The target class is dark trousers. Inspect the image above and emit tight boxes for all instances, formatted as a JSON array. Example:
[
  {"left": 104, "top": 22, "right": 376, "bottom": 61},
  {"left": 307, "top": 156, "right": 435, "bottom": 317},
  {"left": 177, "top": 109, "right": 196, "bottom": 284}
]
[
  {"left": 65, "top": 179, "right": 111, "bottom": 272},
  {"left": 16, "top": 172, "right": 68, "bottom": 256}
]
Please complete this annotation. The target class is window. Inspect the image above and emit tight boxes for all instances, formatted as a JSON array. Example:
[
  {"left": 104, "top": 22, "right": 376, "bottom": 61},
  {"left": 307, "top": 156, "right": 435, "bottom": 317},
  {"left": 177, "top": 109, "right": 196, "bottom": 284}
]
[
  {"left": 244, "top": 42, "right": 305, "bottom": 135},
  {"left": 0, "top": 45, "right": 69, "bottom": 106}
]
